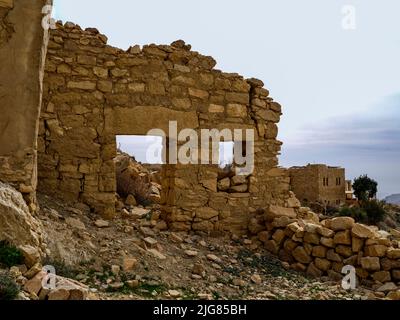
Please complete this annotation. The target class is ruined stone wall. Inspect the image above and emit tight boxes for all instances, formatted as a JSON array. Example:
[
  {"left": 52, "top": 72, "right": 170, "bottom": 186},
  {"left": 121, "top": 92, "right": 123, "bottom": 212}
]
[
  {"left": 39, "top": 22, "right": 290, "bottom": 234},
  {"left": 289, "top": 164, "right": 346, "bottom": 207},
  {"left": 0, "top": 0, "right": 51, "bottom": 209},
  {"left": 254, "top": 205, "right": 400, "bottom": 285}
]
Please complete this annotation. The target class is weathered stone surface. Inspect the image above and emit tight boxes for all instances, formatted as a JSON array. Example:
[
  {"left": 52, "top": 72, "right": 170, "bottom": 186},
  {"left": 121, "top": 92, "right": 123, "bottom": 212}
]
[
  {"left": 195, "top": 207, "right": 219, "bottom": 220},
  {"left": 0, "top": 183, "right": 45, "bottom": 255},
  {"left": 314, "top": 258, "right": 331, "bottom": 271},
  {"left": 320, "top": 237, "right": 334, "bottom": 248},
  {"left": 351, "top": 223, "right": 375, "bottom": 239},
  {"left": 265, "top": 240, "right": 279, "bottom": 255},
  {"left": 333, "top": 230, "right": 351, "bottom": 245},
  {"left": 19, "top": 245, "right": 41, "bottom": 268},
  {"left": 335, "top": 245, "right": 352, "bottom": 258},
  {"left": 377, "top": 282, "right": 397, "bottom": 293},
  {"left": 292, "top": 246, "right": 312, "bottom": 264},
  {"left": 387, "top": 248, "right": 400, "bottom": 259},
  {"left": 312, "top": 246, "right": 327, "bottom": 258},
  {"left": 352, "top": 237, "right": 364, "bottom": 253},
  {"left": 316, "top": 226, "right": 334, "bottom": 238},
  {"left": 360, "top": 257, "right": 380, "bottom": 271},
  {"left": 66, "top": 217, "right": 86, "bottom": 230},
  {"left": 24, "top": 271, "right": 46, "bottom": 295},
  {"left": 272, "top": 229, "right": 286, "bottom": 245},
  {"left": 364, "top": 245, "right": 388, "bottom": 257},
  {"left": 328, "top": 217, "right": 355, "bottom": 231},
  {"left": 122, "top": 257, "right": 138, "bottom": 271},
  {"left": 307, "top": 262, "right": 323, "bottom": 277},
  {"left": 303, "top": 232, "right": 320, "bottom": 245},
  {"left": 327, "top": 249, "right": 342, "bottom": 262},
  {"left": 266, "top": 206, "right": 296, "bottom": 221},
  {"left": 372, "top": 271, "right": 391, "bottom": 283}
]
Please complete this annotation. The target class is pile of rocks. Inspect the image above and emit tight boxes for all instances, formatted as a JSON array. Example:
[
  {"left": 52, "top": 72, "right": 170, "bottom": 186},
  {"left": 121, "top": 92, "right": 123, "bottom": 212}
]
[
  {"left": 254, "top": 203, "right": 400, "bottom": 297},
  {"left": 9, "top": 264, "right": 88, "bottom": 300},
  {"left": 114, "top": 152, "right": 162, "bottom": 206}
]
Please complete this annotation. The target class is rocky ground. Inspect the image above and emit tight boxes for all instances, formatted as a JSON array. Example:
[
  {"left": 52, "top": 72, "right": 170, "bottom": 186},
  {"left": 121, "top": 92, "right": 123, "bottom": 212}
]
[
  {"left": 4, "top": 193, "right": 381, "bottom": 301},
  {"left": 2, "top": 153, "right": 397, "bottom": 301}
]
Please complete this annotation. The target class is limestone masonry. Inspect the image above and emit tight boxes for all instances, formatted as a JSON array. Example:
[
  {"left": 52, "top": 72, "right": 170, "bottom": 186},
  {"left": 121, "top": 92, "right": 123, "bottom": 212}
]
[
  {"left": 289, "top": 164, "right": 346, "bottom": 207},
  {"left": 1, "top": 1, "right": 400, "bottom": 290},
  {"left": 37, "top": 21, "right": 289, "bottom": 234}
]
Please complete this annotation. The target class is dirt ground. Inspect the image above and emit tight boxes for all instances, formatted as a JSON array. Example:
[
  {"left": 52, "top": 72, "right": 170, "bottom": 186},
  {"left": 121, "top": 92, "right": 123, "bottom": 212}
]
[{"left": 35, "top": 193, "right": 382, "bottom": 301}]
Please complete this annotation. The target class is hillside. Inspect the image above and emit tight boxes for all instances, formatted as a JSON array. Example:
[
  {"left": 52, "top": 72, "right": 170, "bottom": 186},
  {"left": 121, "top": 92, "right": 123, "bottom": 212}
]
[{"left": 385, "top": 194, "right": 400, "bottom": 205}]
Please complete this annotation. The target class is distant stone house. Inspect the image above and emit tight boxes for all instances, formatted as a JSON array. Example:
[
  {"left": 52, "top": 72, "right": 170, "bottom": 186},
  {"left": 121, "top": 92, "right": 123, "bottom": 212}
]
[
  {"left": 345, "top": 180, "right": 355, "bottom": 200},
  {"left": 288, "top": 164, "right": 346, "bottom": 207}
]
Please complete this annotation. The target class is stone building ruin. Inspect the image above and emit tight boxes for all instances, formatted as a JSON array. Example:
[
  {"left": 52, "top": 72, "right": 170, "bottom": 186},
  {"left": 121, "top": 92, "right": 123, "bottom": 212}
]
[
  {"left": 1, "top": 1, "right": 292, "bottom": 235},
  {"left": 3, "top": 1, "right": 400, "bottom": 287}
]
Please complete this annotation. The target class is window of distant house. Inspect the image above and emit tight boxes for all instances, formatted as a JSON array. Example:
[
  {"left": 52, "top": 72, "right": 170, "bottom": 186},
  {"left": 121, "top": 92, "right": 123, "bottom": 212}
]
[{"left": 336, "top": 177, "right": 341, "bottom": 186}]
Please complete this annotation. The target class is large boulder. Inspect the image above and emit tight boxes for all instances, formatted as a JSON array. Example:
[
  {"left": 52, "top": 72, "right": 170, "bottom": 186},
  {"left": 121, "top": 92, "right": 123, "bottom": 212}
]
[
  {"left": 0, "top": 182, "right": 46, "bottom": 257},
  {"left": 265, "top": 205, "right": 296, "bottom": 221}
]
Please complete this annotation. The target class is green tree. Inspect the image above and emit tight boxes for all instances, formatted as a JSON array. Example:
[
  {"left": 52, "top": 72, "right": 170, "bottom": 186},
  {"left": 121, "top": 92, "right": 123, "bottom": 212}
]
[{"left": 352, "top": 175, "right": 378, "bottom": 201}]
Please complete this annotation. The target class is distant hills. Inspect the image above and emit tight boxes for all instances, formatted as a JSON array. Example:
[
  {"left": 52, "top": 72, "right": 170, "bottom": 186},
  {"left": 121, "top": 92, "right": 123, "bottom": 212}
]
[{"left": 384, "top": 194, "right": 400, "bottom": 205}]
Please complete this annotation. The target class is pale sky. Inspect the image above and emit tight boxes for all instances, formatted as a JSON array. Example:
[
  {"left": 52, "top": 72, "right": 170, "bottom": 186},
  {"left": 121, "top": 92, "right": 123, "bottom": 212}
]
[{"left": 53, "top": 0, "right": 400, "bottom": 197}]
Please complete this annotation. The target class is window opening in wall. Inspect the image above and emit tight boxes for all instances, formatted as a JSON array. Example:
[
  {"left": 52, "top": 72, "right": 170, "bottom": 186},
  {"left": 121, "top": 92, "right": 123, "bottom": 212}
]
[{"left": 219, "top": 141, "right": 234, "bottom": 169}]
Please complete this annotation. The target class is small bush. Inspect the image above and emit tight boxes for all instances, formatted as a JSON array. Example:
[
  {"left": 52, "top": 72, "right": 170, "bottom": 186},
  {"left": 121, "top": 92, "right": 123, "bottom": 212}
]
[
  {"left": 0, "top": 272, "right": 19, "bottom": 301},
  {"left": 338, "top": 200, "right": 387, "bottom": 224},
  {"left": 0, "top": 241, "right": 23, "bottom": 268},
  {"left": 362, "top": 200, "right": 387, "bottom": 224},
  {"left": 338, "top": 206, "right": 368, "bottom": 223}
]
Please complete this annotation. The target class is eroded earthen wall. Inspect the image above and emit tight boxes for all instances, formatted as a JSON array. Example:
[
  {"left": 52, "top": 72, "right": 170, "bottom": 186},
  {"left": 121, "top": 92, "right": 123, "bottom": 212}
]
[
  {"left": 39, "top": 22, "right": 291, "bottom": 234},
  {"left": 0, "top": 0, "right": 50, "bottom": 209}
]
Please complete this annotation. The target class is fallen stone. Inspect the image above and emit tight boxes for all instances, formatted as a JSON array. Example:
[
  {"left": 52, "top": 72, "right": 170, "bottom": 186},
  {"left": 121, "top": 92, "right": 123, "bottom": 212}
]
[
  {"left": 250, "top": 274, "right": 262, "bottom": 284},
  {"left": 169, "top": 233, "right": 184, "bottom": 243},
  {"left": 48, "top": 288, "right": 70, "bottom": 300},
  {"left": 148, "top": 249, "right": 166, "bottom": 260},
  {"left": 111, "top": 265, "right": 120, "bottom": 275},
  {"left": 168, "top": 290, "right": 181, "bottom": 298},
  {"left": 0, "top": 182, "right": 45, "bottom": 255},
  {"left": 126, "top": 280, "right": 139, "bottom": 288},
  {"left": 377, "top": 282, "right": 397, "bottom": 292},
  {"left": 125, "top": 194, "right": 137, "bottom": 206},
  {"left": 19, "top": 245, "right": 41, "bottom": 268},
  {"left": 131, "top": 208, "right": 151, "bottom": 220},
  {"left": 233, "top": 279, "right": 246, "bottom": 287},
  {"left": 387, "top": 290, "right": 400, "bottom": 300},
  {"left": 185, "top": 250, "right": 198, "bottom": 257},
  {"left": 192, "top": 263, "right": 205, "bottom": 276},
  {"left": 144, "top": 237, "right": 158, "bottom": 248},
  {"left": 94, "top": 219, "right": 109, "bottom": 228},
  {"left": 122, "top": 257, "right": 138, "bottom": 272},
  {"left": 66, "top": 217, "right": 86, "bottom": 230},
  {"left": 207, "top": 254, "right": 222, "bottom": 263},
  {"left": 24, "top": 271, "right": 46, "bottom": 296}
]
